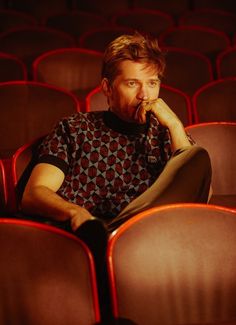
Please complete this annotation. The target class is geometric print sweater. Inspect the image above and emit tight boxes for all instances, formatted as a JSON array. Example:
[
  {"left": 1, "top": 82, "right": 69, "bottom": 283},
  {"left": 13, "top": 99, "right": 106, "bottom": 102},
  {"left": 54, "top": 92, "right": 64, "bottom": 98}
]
[{"left": 37, "top": 110, "right": 172, "bottom": 221}]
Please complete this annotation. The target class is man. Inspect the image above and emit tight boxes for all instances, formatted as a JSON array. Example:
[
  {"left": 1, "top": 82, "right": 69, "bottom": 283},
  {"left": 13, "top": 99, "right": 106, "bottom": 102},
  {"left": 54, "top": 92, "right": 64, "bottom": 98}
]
[{"left": 21, "top": 32, "right": 212, "bottom": 232}]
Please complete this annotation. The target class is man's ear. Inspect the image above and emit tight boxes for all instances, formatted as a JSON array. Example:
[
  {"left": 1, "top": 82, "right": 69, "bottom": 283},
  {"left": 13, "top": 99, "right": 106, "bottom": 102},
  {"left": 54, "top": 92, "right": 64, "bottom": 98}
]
[{"left": 101, "top": 78, "right": 111, "bottom": 96}]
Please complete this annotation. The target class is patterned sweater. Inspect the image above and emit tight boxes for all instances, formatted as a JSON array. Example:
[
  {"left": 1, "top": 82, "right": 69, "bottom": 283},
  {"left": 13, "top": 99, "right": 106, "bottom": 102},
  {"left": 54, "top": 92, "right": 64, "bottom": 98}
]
[{"left": 37, "top": 111, "right": 172, "bottom": 220}]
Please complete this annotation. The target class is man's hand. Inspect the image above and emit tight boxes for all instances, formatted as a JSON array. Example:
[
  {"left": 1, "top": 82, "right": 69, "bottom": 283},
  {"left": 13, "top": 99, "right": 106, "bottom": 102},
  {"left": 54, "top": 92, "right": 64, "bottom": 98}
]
[
  {"left": 136, "top": 98, "right": 180, "bottom": 128},
  {"left": 70, "top": 207, "right": 94, "bottom": 232},
  {"left": 135, "top": 97, "right": 191, "bottom": 150}
]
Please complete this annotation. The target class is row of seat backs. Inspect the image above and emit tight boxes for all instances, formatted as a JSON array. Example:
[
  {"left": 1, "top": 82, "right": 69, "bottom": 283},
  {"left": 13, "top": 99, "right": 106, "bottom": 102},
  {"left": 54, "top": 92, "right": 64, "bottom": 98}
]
[
  {"left": 31, "top": 46, "right": 214, "bottom": 97},
  {"left": 1, "top": 7, "right": 236, "bottom": 42},
  {"left": 2, "top": 0, "right": 236, "bottom": 24},
  {"left": 1, "top": 44, "right": 236, "bottom": 97},
  {"left": 0, "top": 24, "right": 234, "bottom": 77},
  {"left": 1, "top": 203, "right": 236, "bottom": 324}
]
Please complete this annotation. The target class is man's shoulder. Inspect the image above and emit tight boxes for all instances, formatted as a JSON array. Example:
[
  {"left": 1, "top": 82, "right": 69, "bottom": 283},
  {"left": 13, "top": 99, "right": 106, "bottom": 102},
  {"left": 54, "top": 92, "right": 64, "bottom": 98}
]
[{"left": 61, "top": 111, "right": 106, "bottom": 127}]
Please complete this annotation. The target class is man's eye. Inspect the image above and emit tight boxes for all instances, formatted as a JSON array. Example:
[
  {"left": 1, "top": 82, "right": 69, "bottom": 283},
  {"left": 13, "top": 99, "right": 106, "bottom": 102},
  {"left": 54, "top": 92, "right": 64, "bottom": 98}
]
[
  {"left": 127, "top": 81, "right": 137, "bottom": 87},
  {"left": 148, "top": 80, "right": 160, "bottom": 87}
]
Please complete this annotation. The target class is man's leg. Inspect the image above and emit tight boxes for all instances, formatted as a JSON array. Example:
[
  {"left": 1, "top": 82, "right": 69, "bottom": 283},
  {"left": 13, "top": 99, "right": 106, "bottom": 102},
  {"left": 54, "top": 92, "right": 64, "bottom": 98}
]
[{"left": 108, "top": 146, "right": 212, "bottom": 231}]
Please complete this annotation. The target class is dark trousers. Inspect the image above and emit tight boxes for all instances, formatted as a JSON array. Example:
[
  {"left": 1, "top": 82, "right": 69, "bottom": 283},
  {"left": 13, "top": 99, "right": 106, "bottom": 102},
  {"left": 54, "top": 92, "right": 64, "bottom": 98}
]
[{"left": 107, "top": 146, "right": 212, "bottom": 232}]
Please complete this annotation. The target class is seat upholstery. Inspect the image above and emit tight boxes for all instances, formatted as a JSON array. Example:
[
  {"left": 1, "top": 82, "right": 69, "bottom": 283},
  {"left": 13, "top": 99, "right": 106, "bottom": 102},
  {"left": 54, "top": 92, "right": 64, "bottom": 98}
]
[
  {"left": 132, "top": 0, "right": 190, "bottom": 20},
  {"left": 163, "top": 47, "right": 214, "bottom": 96},
  {"left": 0, "top": 9, "right": 36, "bottom": 33},
  {"left": 216, "top": 47, "right": 236, "bottom": 78},
  {"left": 0, "top": 218, "right": 101, "bottom": 325},
  {"left": 111, "top": 8, "right": 174, "bottom": 37},
  {"left": 85, "top": 86, "right": 108, "bottom": 112},
  {"left": 0, "top": 52, "right": 27, "bottom": 82},
  {"left": 0, "top": 26, "right": 76, "bottom": 77},
  {"left": 75, "top": 0, "right": 131, "bottom": 19},
  {"left": 0, "top": 159, "right": 7, "bottom": 215},
  {"left": 0, "top": 81, "right": 79, "bottom": 158},
  {"left": 192, "top": 77, "right": 236, "bottom": 123},
  {"left": 192, "top": 0, "right": 236, "bottom": 15},
  {"left": 159, "top": 26, "right": 231, "bottom": 70},
  {"left": 7, "top": 0, "right": 71, "bottom": 21},
  {"left": 107, "top": 203, "right": 236, "bottom": 325},
  {"left": 178, "top": 8, "right": 236, "bottom": 41},
  {"left": 33, "top": 47, "right": 103, "bottom": 110},
  {"left": 185, "top": 122, "right": 236, "bottom": 208},
  {"left": 159, "top": 84, "right": 193, "bottom": 125},
  {"left": 79, "top": 27, "right": 134, "bottom": 52},
  {"left": 44, "top": 10, "right": 108, "bottom": 40}
]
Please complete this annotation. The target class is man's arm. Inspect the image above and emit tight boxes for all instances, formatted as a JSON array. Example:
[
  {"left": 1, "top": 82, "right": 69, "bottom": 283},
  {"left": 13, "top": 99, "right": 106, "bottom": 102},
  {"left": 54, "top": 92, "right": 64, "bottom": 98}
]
[
  {"left": 138, "top": 98, "right": 213, "bottom": 200},
  {"left": 21, "top": 163, "right": 93, "bottom": 231},
  {"left": 147, "top": 98, "right": 191, "bottom": 151}
]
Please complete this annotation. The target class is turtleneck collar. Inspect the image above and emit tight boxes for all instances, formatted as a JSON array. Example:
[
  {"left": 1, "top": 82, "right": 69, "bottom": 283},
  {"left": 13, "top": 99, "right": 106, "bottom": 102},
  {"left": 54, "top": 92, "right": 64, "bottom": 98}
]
[{"left": 103, "top": 110, "right": 149, "bottom": 135}]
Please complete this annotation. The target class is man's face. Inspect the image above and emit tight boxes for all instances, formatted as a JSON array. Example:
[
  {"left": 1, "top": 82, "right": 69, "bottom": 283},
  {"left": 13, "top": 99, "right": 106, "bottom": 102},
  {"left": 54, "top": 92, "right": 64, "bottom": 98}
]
[{"left": 102, "top": 60, "right": 161, "bottom": 124}]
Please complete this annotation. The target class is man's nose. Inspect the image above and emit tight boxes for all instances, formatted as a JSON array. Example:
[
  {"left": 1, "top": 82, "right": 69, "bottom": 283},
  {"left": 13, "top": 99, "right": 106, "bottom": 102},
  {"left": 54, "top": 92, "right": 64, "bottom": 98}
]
[{"left": 137, "top": 85, "right": 149, "bottom": 101}]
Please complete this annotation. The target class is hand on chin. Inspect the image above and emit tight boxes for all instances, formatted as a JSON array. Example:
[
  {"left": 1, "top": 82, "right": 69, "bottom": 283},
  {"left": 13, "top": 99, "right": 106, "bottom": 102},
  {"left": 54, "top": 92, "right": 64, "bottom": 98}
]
[{"left": 134, "top": 105, "right": 148, "bottom": 124}]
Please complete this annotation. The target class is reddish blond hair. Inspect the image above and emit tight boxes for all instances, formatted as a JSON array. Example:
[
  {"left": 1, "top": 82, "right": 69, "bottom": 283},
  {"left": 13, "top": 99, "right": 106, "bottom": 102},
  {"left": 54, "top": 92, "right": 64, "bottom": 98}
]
[{"left": 102, "top": 32, "right": 166, "bottom": 83}]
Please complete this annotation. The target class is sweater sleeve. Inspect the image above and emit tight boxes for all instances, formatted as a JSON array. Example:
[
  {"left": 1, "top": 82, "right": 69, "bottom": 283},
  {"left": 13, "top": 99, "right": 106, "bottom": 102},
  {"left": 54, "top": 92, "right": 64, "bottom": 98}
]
[{"left": 37, "top": 118, "right": 71, "bottom": 174}]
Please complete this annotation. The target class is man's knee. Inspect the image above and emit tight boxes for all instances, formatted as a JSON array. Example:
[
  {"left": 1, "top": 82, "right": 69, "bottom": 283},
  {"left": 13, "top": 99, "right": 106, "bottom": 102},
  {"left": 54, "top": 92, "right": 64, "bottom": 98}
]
[
  {"left": 169, "top": 145, "right": 212, "bottom": 183},
  {"left": 189, "top": 146, "right": 211, "bottom": 173},
  {"left": 173, "top": 145, "right": 211, "bottom": 168}
]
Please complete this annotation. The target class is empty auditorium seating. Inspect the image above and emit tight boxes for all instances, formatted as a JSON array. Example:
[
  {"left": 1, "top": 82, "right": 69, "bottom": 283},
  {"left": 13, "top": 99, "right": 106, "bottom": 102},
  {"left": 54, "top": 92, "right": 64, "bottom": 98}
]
[
  {"left": 216, "top": 47, "right": 236, "bottom": 78},
  {"left": 85, "top": 86, "right": 108, "bottom": 112},
  {"left": 159, "top": 26, "right": 231, "bottom": 71},
  {"left": 192, "top": 0, "right": 236, "bottom": 14},
  {"left": 186, "top": 122, "right": 236, "bottom": 208},
  {"left": 79, "top": 26, "right": 134, "bottom": 52},
  {"left": 0, "top": 159, "right": 7, "bottom": 215},
  {"left": 162, "top": 47, "right": 214, "bottom": 96},
  {"left": 0, "top": 81, "right": 79, "bottom": 158},
  {"left": 178, "top": 8, "right": 236, "bottom": 41},
  {"left": 33, "top": 47, "right": 103, "bottom": 110},
  {"left": 111, "top": 8, "right": 174, "bottom": 37},
  {"left": 7, "top": 136, "right": 44, "bottom": 215},
  {"left": 192, "top": 77, "right": 236, "bottom": 123},
  {"left": 159, "top": 84, "right": 193, "bottom": 125},
  {"left": 0, "top": 218, "right": 101, "bottom": 324},
  {"left": 7, "top": 0, "right": 72, "bottom": 22},
  {"left": 132, "top": 0, "right": 190, "bottom": 21},
  {"left": 44, "top": 10, "right": 108, "bottom": 41},
  {"left": 0, "top": 52, "right": 27, "bottom": 81},
  {"left": 107, "top": 203, "right": 236, "bottom": 324},
  {"left": 0, "top": 9, "right": 37, "bottom": 33},
  {"left": 75, "top": 0, "right": 132, "bottom": 20},
  {"left": 0, "top": 26, "right": 76, "bottom": 78}
]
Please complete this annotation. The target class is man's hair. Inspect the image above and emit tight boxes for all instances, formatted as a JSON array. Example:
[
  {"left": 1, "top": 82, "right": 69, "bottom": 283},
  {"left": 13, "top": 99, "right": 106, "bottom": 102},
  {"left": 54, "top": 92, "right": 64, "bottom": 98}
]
[{"left": 102, "top": 32, "right": 166, "bottom": 83}]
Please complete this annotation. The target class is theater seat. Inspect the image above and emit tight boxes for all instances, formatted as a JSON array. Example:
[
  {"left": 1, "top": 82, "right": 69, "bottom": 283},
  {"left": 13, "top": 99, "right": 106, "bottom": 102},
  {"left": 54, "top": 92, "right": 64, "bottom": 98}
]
[
  {"left": 33, "top": 47, "right": 103, "bottom": 111},
  {"left": 0, "top": 52, "right": 27, "bottom": 81},
  {"left": 0, "top": 218, "right": 101, "bottom": 325},
  {"left": 107, "top": 203, "right": 236, "bottom": 325},
  {"left": 185, "top": 122, "right": 236, "bottom": 209},
  {"left": 216, "top": 47, "right": 236, "bottom": 78},
  {"left": 0, "top": 159, "right": 7, "bottom": 215},
  {"left": 192, "top": 77, "right": 236, "bottom": 123},
  {"left": 0, "top": 81, "right": 79, "bottom": 159}
]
